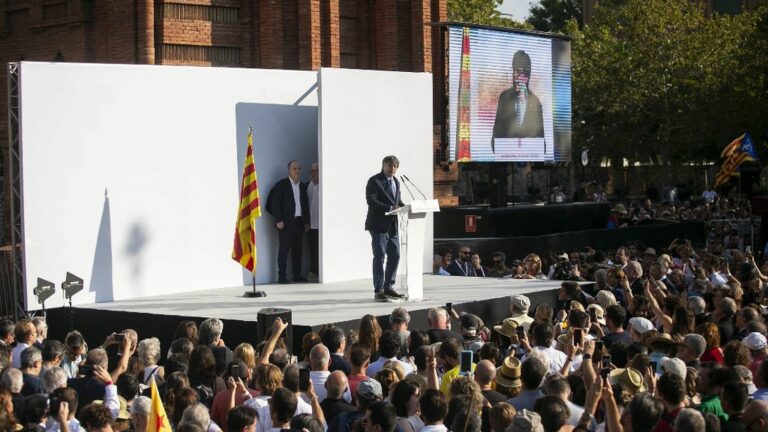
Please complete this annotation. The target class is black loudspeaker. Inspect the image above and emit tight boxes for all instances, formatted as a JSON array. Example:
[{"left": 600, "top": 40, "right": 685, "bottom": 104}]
[{"left": 256, "top": 308, "right": 292, "bottom": 355}]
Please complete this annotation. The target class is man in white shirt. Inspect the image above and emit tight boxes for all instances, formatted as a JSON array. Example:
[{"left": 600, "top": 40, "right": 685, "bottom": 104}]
[
  {"left": 365, "top": 331, "right": 413, "bottom": 378},
  {"left": 524, "top": 324, "right": 566, "bottom": 376},
  {"left": 268, "top": 160, "right": 309, "bottom": 284},
  {"left": 11, "top": 319, "right": 37, "bottom": 369},
  {"left": 306, "top": 162, "right": 320, "bottom": 280}
]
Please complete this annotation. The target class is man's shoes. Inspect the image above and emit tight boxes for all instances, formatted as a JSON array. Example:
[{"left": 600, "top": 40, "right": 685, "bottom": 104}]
[
  {"left": 374, "top": 292, "right": 390, "bottom": 302},
  {"left": 293, "top": 275, "right": 309, "bottom": 283},
  {"left": 383, "top": 287, "right": 405, "bottom": 298},
  {"left": 278, "top": 278, "right": 290, "bottom": 284}
]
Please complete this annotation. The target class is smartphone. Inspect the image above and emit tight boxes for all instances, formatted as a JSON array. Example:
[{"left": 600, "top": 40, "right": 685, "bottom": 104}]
[
  {"left": 746, "top": 245, "right": 753, "bottom": 254},
  {"left": 459, "top": 350, "right": 473, "bottom": 376},
  {"left": 113, "top": 333, "right": 125, "bottom": 343},
  {"left": 602, "top": 355, "right": 611, "bottom": 369},
  {"left": 557, "top": 300, "right": 568, "bottom": 311},
  {"left": 595, "top": 340, "right": 604, "bottom": 352},
  {"left": 445, "top": 303, "right": 453, "bottom": 316},
  {"left": 228, "top": 363, "right": 240, "bottom": 378},
  {"left": 49, "top": 394, "right": 61, "bottom": 418},
  {"left": 589, "top": 309, "right": 597, "bottom": 322},
  {"left": 649, "top": 361, "right": 658, "bottom": 371},
  {"left": 78, "top": 364, "right": 94, "bottom": 377},
  {"left": 516, "top": 326, "right": 526, "bottom": 339},
  {"left": 573, "top": 329, "right": 583, "bottom": 346},
  {"left": 299, "top": 368, "right": 310, "bottom": 392},
  {"left": 601, "top": 367, "right": 610, "bottom": 379}
]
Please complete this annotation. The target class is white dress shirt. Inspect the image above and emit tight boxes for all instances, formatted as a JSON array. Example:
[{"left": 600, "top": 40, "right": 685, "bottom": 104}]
[{"left": 290, "top": 178, "right": 302, "bottom": 217}]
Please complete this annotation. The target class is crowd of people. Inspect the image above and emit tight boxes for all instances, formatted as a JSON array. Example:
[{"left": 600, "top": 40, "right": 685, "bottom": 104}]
[{"left": 0, "top": 195, "right": 765, "bottom": 432}]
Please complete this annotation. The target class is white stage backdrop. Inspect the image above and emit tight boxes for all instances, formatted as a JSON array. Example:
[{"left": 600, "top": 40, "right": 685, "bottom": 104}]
[
  {"left": 19, "top": 62, "right": 318, "bottom": 309},
  {"left": 318, "top": 68, "right": 434, "bottom": 284}
]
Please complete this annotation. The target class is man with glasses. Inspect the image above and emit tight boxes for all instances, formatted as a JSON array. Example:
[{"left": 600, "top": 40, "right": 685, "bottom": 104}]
[
  {"left": 491, "top": 50, "right": 545, "bottom": 153},
  {"left": 447, "top": 245, "right": 472, "bottom": 277},
  {"left": 487, "top": 251, "right": 512, "bottom": 277}
]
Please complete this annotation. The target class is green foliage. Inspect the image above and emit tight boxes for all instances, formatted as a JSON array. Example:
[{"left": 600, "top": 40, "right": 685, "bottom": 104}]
[
  {"left": 447, "top": 0, "right": 533, "bottom": 29},
  {"left": 527, "top": 0, "right": 584, "bottom": 33},
  {"left": 572, "top": 0, "right": 763, "bottom": 170}
]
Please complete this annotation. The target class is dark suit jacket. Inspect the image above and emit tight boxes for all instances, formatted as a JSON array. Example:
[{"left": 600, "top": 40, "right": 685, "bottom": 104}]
[
  {"left": 68, "top": 376, "right": 106, "bottom": 414},
  {"left": 365, "top": 172, "right": 404, "bottom": 233},
  {"left": 20, "top": 373, "right": 44, "bottom": 396},
  {"left": 270, "top": 178, "right": 309, "bottom": 227},
  {"left": 491, "top": 89, "right": 544, "bottom": 152}
]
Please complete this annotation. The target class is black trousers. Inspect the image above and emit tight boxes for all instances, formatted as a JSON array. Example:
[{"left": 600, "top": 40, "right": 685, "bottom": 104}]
[
  {"left": 277, "top": 217, "right": 304, "bottom": 279},
  {"left": 308, "top": 228, "right": 319, "bottom": 275}
]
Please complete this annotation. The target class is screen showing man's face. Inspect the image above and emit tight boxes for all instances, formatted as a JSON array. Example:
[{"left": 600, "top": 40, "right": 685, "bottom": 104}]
[{"left": 513, "top": 68, "right": 530, "bottom": 93}]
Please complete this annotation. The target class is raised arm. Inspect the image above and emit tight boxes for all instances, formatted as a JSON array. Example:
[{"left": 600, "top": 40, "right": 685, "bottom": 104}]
[{"left": 259, "top": 317, "right": 289, "bottom": 365}]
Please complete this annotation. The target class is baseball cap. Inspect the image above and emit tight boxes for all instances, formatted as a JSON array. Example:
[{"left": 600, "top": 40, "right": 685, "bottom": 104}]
[
  {"left": 509, "top": 295, "right": 531, "bottom": 314},
  {"left": 742, "top": 332, "right": 767, "bottom": 351},
  {"left": 357, "top": 379, "right": 383, "bottom": 400},
  {"left": 677, "top": 334, "right": 707, "bottom": 358},
  {"left": 628, "top": 317, "right": 654, "bottom": 334},
  {"left": 507, "top": 409, "right": 544, "bottom": 432},
  {"left": 660, "top": 357, "right": 687, "bottom": 379}
]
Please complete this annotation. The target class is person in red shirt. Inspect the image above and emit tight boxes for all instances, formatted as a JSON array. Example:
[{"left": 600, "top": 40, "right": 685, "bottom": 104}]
[
  {"left": 348, "top": 343, "right": 371, "bottom": 404},
  {"left": 698, "top": 323, "right": 724, "bottom": 365}
]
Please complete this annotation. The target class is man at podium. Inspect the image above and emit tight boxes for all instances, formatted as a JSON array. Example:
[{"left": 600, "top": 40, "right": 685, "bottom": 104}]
[{"left": 365, "top": 155, "right": 406, "bottom": 302}]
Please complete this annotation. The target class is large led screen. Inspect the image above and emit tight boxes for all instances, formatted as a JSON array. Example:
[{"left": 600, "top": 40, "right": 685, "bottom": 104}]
[{"left": 448, "top": 25, "right": 572, "bottom": 162}]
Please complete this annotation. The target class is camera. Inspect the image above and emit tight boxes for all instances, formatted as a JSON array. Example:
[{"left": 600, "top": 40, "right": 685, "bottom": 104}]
[
  {"left": 228, "top": 364, "right": 241, "bottom": 379},
  {"left": 113, "top": 333, "right": 125, "bottom": 343},
  {"left": 78, "top": 364, "right": 94, "bottom": 377}
]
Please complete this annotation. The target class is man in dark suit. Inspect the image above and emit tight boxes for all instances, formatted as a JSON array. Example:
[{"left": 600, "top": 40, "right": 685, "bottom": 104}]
[
  {"left": 365, "top": 155, "right": 405, "bottom": 302},
  {"left": 270, "top": 160, "right": 310, "bottom": 284},
  {"left": 491, "top": 50, "right": 544, "bottom": 153}
]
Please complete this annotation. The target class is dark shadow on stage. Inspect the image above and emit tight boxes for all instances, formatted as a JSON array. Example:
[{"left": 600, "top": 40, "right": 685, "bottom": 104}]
[{"left": 90, "top": 190, "right": 114, "bottom": 302}]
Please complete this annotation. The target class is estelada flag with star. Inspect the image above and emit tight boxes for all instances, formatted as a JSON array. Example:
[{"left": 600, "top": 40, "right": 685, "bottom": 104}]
[
  {"left": 714, "top": 132, "right": 759, "bottom": 188},
  {"left": 147, "top": 376, "right": 171, "bottom": 432}
]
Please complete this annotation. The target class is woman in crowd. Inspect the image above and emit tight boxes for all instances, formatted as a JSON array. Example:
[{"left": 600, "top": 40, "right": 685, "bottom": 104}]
[
  {"left": 697, "top": 322, "right": 724, "bottom": 364},
  {"left": 515, "top": 254, "right": 546, "bottom": 280},
  {"left": 358, "top": 314, "right": 382, "bottom": 362},
  {"left": 390, "top": 380, "right": 422, "bottom": 432}
]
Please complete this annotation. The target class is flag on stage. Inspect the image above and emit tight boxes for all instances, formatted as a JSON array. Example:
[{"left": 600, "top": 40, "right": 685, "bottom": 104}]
[
  {"left": 147, "top": 377, "right": 171, "bottom": 432},
  {"left": 456, "top": 26, "right": 472, "bottom": 162},
  {"left": 232, "top": 127, "right": 262, "bottom": 272},
  {"left": 714, "top": 132, "right": 759, "bottom": 188}
]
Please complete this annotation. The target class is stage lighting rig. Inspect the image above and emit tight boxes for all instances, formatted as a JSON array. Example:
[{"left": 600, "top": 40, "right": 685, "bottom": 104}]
[
  {"left": 33, "top": 277, "right": 55, "bottom": 311},
  {"left": 62, "top": 272, "right": 83, "bottom": 306}
]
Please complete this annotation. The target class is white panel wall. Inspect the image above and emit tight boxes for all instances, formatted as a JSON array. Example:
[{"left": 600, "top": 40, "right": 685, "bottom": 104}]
[
  {"left": 318, "top": 68, "right": 434, "bottom": 284},
  {"left": 19, "top": 62, "right": 318, "bottom": 309}
]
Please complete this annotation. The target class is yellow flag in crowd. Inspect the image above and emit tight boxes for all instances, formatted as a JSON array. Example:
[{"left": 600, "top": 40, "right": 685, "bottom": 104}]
[{"left": 147, "top": 377, "right": 172, "bottom": 432}]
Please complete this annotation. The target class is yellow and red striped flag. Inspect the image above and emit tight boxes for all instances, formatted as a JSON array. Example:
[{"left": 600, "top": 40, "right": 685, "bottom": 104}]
[
  {"left": 147, "top": 377, "right": 171, "bottom": 432},
  {"left": 456, "top": 26, "right": 472, "bottom": 162},
  {"left": 232, "top": 126, "right": 262, "bottom": 272}
]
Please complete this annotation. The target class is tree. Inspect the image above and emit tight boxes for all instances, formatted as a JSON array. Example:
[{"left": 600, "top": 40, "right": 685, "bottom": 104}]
[
  {"left": 447, "top": 0, "right": 532, "bottom": 29},
  {"left": 572, "top": 0, "right": 758, "bottom": 190},
  {"left": 527, "top": 0, "right": 583, "bottom": 33}
]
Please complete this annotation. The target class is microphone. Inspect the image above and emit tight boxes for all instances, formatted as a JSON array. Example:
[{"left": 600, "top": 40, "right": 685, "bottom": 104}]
[
  {"left": 402, "top": 175, "right": 427, "bottom": 200},
  {"left": 400, "top": 176, "right": 416, "bottom": 200}
]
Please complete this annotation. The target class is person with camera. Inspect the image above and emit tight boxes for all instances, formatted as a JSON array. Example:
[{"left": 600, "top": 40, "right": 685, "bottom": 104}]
[{"left": 68, "top": 346, "right": 124, "bottom": 416}]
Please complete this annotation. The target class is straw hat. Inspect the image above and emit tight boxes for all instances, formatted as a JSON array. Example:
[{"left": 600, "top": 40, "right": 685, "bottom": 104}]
[
  {"left": 609, "top": 367, "right": 646, "bottom": 393},
  {"left": 586, "top": 304, "right": 606, "bottom": 325},
  {"left": 646, "top": 332, "right": 676, "bottom": 350},
  {"left": 493, "top": 318, "right": 519, "bottom": 338},
  {"left": 495, "top": 356, "right": 522, "bottom": 389},
  {"left": 612, "top": 204, "right": 628, "bottom": 215}
]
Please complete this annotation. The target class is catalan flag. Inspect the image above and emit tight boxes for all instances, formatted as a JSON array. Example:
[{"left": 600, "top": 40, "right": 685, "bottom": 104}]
[
  {"left": 147, "top": 377, "right": 171, "bottom": 432},
  {"left": 456, "top": 26, "right": 472, "bottom": 162},
  {"left": 714, "top": 133, "right": 759, "bottom": 188},
  {"left": 232, "top": 126, "right": 262, "bottom": 272}
]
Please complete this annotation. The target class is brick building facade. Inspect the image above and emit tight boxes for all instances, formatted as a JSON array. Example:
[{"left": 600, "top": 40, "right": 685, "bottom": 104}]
[{"left": 0, "top": 0, "right": 457, "bottom": 244}]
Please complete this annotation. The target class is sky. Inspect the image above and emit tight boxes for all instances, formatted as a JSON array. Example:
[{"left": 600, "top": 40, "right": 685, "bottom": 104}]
[{"left": 497, "top": 0, "right": 540, "bottom": 21}]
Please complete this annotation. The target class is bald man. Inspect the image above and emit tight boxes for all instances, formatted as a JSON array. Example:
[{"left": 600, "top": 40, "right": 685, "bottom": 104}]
[
  {"left": 320, "top": 371, "right": 355, "bottom": 421},
  {"left": 474, "top": 360, "right": 506, "bottom": 405}
]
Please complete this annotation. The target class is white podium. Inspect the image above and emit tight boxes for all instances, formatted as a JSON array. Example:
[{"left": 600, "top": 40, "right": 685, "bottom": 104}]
[{"left": 386, "top": 199, "right": 440, "bottom": 300}]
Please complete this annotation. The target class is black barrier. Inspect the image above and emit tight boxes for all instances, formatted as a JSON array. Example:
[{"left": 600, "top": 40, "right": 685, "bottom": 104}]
[
  {"left": 434, "top": 202, "right": 611, "bottom": 238},
  {"left": 435, "top": 220, "right": 706, "bottom": 262}
]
